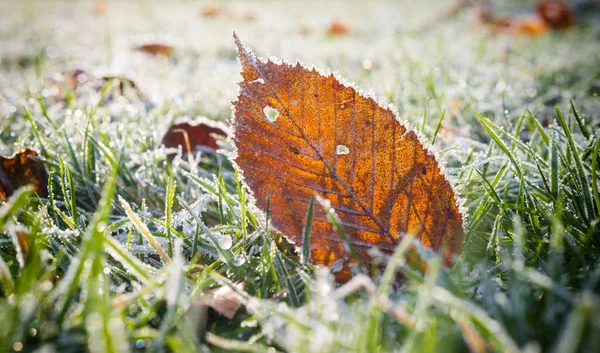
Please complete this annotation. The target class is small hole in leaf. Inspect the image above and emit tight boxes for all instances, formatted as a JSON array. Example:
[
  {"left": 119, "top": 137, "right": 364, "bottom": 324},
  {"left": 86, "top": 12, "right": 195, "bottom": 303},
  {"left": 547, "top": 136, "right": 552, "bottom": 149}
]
[
  {"left": 336, "top": 144, "right": 349, "bottom": 155},
  {"left": 264, "top": 106, "right": 279, "bottom": 122},
  {"left": 331, "top": 259, "right": 345, "bottom": 273}
]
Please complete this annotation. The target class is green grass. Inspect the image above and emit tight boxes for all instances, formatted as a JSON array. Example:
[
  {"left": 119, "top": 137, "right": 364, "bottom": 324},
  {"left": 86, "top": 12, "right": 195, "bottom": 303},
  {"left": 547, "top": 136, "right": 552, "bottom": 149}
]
[{"left": 1, "top": 0, "right": 600, "bottom": 352}]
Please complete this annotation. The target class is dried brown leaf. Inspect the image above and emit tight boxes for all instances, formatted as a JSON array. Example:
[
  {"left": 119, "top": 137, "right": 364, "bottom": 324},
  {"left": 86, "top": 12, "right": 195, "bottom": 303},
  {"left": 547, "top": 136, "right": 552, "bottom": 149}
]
[
  {"left": 160, "top": 117, "right": 228, "bottom": 161},
  {"left": 232, "top": 35, "right": 463, "bottom": 282},
  {"left": 327, "top": 19, "right": 350, "bottom": 36},
  {"left": 135, "top": 43, "right": 174, "bottom": 58},
  {"left": 201, "top": 5, "right": 222, "bottom": 18},
  {"left": 536, "top": 0, "right": 574, "bottom": 29},
  {"left": 0, "top": 149, "right": 48, "bottom": 202}
]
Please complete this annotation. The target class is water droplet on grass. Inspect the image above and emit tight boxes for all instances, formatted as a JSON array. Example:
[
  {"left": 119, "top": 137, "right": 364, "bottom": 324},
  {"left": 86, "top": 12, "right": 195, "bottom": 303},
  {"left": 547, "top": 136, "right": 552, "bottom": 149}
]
[
  {"left": 233, "top": 255, "right": 246, "bottom": 266},
  {"left": 218, "top": 235, "right": 233, "bottom": 250}
]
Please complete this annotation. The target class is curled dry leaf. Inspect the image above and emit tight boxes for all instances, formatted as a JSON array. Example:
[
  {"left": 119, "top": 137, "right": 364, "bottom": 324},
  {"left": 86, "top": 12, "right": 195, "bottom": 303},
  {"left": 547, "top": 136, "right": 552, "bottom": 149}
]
[
  {"left": 232, "top": 34, "right": 463, "bottom": 282},
  {"left": 0, "top": 149, "right": 48, "bottom": 202},
  {"left": 535, "top": 0, "right": 574, "bottom": 30},
  {"left": 161, "top": 117, "right": 228, "bottom": 161},
  {"left": 135, "top": 43, "right": 174, "bottom": 58}
]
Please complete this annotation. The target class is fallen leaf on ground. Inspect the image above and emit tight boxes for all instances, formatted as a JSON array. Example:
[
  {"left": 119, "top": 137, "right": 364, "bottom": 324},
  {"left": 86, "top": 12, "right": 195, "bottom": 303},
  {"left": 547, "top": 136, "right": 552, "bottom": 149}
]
[
  {"left": 232, "top": 34, "right": 463, "bottom": 282},
  {"left": 298, "top": 25, "right": 312, "bottom": 36},
  {"left": 450, "top": 97, "right": 461, "bottom": 115},
  {"left": 327, "top": 19, "right": 350, "bottom": 36},
  {"left": 476, "top": 3, "right": 511, "bottom": 32},
  {"left": 475, "top": 1, "right": 545, "bottom": 37},
  {"left": 511, "top": 15, "right": 549, "bottom": 37},
  {"left": 197, "top": 282, "right": 246, "bottom": 319},
  {"left": 161, "top": 117, "right": 228, "bottom": 161},
  {"left": 0, "top": 149, "right": 48, "bottom": 202},
  {"left": 536, "top": 0, "right": 574, "bottom": 29},
  {"left": 241, "top": 12, "right": 256, "bottom": 22},
  {"left": 201, "top": 5, "right": 222, "bottom": 18},
  {"left": 92, "top": 0, "right": 108, "bottom": 15},
  {"left": 135, "top": 43, "right": 174, "bottom": 57}
]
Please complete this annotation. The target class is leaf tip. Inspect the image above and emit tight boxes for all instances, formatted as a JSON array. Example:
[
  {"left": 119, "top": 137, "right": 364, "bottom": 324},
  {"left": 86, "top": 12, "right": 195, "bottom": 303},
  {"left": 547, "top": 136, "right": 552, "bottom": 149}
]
[
  {"left": 233, "top": 33, "right": 260, "bottom": 82},
  {"left": 233, "top": 31, "right": 242, "bottom": 51},
  {"left": 233, "top": 31, "right": 251, "bottom": 62}
]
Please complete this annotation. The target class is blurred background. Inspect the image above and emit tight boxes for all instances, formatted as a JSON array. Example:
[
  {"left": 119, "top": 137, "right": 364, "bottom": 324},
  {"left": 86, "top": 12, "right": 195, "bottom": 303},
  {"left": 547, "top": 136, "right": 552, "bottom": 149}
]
[{"left": 1, "top": 0, "right": 599, "bottom": 143}]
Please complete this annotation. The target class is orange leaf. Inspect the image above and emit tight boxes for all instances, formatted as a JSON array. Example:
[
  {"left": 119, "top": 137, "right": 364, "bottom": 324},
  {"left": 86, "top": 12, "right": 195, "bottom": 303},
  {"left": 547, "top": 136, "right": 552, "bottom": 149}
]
[
  {"left": 135, "top": 43, "right": 174, "bottom": 58},
  {"left": 161, "top": 118, "right": 228, "bottom": 161},
  {"left": 327, "top": 19, "right": 350, "bottom": 36},
  {"left": 0, "top": 149, "right": 48, "bottom": 202},
  {"left": 232, "top": 35, "right": 463, "bottom": 282},
  {"left": 512, "top": 15, "right": 549, "bottom": 37}
]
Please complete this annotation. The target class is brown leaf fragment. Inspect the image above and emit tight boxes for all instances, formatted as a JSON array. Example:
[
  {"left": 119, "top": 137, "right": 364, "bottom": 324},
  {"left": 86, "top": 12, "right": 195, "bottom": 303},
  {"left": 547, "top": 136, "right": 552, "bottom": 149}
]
[
  {"left": 241, "top": 12, "right": 257, "bottom": 22},
  {"left": 160, "top": 117, "right": 228, "bottom": 161},
  {"left": 197, "top": 282, "right": 246, "bottom": 319},
  {"left": 536, "top": 0, "right": 574, "bottom": 30},
  {"left": 327, "top": 19, "right": 350, "bottom": 36},
  {"left": 0, "top": 149, "right": 48, "bottom": 202},
  {"left": 99, "top": 75, "right": 143, "bottom": 97},
  {"left": 511, "top": 15, "right": 549, "bottom": 37},
  {"left": 298, "top": 25, "right": 312, "bottom": 36},
  {"left": 65, "top": 69, "right": 88, "bottom": 90},
  {"left": 476, "top": 2, "right": 512, "bottom": 31},
  {"left": 201, "top": 5, "right": 222, "bottom": 18},
  {"left": 475, "top": 1, "right": 552, "bottom": 37},
  {"left": 135, "top": 43, "right": 174, "bottom": 58},
  {"left": 232, "top": 34, "right": 464, "bottom": 282},
  {"left": 92, "top": 0, "right": 108, "bottom": 15}
]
